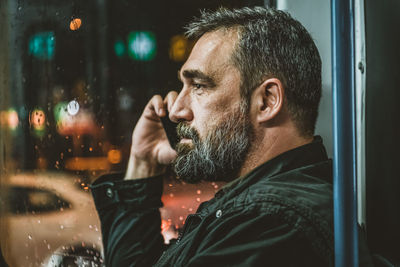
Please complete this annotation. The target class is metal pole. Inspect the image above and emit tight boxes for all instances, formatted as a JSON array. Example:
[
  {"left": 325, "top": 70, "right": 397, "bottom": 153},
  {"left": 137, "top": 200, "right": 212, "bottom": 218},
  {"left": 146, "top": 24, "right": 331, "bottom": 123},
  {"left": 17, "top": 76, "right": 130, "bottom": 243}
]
[{"left": 331, "top": 0, "right": 359, "bottom": 266}]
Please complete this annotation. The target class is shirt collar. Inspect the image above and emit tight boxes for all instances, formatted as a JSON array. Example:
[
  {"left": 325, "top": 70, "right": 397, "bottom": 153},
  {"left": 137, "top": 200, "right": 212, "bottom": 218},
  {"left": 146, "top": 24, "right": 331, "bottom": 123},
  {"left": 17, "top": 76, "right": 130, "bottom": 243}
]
[{"left": 215, "top": 136, "right": 329, "bottom": 198}]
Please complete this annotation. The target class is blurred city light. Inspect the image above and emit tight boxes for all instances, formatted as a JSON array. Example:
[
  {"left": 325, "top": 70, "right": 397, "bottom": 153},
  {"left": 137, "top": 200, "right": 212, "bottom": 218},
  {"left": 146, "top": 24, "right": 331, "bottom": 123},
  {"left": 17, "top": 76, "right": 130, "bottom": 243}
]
[
  {"left": 7, "top": 109, "right": 19, "bottom": 130},
  {"left": 127, "top": 31, "right": 156, "bottom": 61},
  {"left": 29, "top": 109, "right": 46, "bottom": 130},
  {"left": 114, "top": 39, "right": 126, "bottom": 58},
  {"left": 29, "top": 108, "right": 46, "bottom": 137},
  {"left": 67, "top": 100, "right": 80, "bottom": 116},
  {"left": 65, "top": 157, "right": 110, "bottom": 171},
  {"left": 56, "top": 109, "right": 98, "bottom": 136},
  {"left": 70, "top": 18, "right": 82, "bottom": 31},
  {"left": 107, "top": 149, "right": 122, "bottom": 164},
  {"left": 53, "top": 102, "right": 68, "bottom": 123},
  {"left": 0, "top": 109, "right": 19, "bottom": 130},
  {"left": 28, "top": 32, "right": 55, "bottom": 60},
  {"left": 169, "top": 35, "right": 191, "bottom": 62}
]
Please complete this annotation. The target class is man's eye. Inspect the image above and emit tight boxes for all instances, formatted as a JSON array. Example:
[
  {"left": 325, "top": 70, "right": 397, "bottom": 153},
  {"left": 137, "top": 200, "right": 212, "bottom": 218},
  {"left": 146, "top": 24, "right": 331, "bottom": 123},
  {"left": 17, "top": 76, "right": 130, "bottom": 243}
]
[{"left": 193, "top": 84, "right": 205, "bottom": 90}]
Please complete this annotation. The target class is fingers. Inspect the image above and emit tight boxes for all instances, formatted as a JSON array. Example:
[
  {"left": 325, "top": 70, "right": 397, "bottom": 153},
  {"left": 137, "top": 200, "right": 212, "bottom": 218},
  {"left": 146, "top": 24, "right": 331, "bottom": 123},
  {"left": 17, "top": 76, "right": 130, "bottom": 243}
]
[
  {"left": 145, "top": 91, "right": 178, "bottom": 120},
  {"left": 146, "top": 94, "right": 165, "bottom": 118},
  {"left": 164, "top": 91, "right": 179, "bottom": 113}
]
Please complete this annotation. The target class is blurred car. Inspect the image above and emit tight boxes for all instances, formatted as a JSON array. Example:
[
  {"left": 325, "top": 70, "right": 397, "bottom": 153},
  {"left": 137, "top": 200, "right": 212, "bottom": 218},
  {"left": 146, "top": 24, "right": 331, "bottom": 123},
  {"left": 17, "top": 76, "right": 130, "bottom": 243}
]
[
  {"left": 1, "top": 172, "right": 104, "bottom": 267},
  {"left": 1, "top": 171, "right": 223, "bottom": 266}
]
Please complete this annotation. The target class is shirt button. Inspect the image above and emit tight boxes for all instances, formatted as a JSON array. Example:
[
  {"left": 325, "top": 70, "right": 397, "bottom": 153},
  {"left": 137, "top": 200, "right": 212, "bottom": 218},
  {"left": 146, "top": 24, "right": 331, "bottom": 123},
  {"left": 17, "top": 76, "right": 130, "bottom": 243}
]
[
  {"left": 106, "top": 188, "right": 114, "bottom": 198},
  {"left": 216, "top": 210, "right": 222, "bottom": 218}
]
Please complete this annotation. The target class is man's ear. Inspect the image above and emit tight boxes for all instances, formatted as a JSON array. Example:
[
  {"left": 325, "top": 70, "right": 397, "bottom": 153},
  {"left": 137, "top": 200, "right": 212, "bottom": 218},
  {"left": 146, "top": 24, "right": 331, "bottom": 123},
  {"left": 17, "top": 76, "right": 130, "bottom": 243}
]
[{"left": 253, "top": 78, "right": 284, "bottom": 124}]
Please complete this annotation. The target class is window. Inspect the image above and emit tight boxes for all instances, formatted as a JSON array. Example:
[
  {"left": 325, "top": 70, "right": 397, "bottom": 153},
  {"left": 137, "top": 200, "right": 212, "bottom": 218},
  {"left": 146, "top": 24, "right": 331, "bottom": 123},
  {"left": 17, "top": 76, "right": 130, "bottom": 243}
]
[{"left": 0, "top": 1, "right": 264, "bottom": 266}]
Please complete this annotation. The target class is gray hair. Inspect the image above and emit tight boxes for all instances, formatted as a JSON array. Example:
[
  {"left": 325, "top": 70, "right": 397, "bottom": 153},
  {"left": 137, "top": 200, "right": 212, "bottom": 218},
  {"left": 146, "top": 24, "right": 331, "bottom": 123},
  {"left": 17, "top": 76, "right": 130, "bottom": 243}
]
[{"left": 185, "top": 7, "right": 322, "bottom": 137}]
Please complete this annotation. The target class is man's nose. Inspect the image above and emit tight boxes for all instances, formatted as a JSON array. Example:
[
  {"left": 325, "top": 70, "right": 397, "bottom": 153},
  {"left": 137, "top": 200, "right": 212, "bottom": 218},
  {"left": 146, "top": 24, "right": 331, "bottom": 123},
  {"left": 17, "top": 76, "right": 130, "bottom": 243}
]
[{"left": 169, "top": 89, "right": 193, "bottom": 123}]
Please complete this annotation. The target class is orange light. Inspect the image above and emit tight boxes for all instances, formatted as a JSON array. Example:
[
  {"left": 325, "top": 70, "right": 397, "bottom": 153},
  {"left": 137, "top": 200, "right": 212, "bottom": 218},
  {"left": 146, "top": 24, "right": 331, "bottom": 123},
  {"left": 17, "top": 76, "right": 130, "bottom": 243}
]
[
  {"left": 29, "top": 109, "right": 46, "bottom": 130},
  {"left": 0, "top": 109, "right": 19, "bottom": 129},
  {"left": 107, "top": 149, "right": 122, "bottom": 164},
  {"left": 70, "top": 18, "right": 82, "bottom": 31},
  {"left": 65, "top": 157, "right": 110, "bottom": 171},
  {"left": 7, "top": 110, "right": 19, "bottom": 129},
  {"left": 161, "top": 219, "right": 171, "bottom": 232},
  {"left": 169, "top": 35, "right": 194, "bottom": 62}
]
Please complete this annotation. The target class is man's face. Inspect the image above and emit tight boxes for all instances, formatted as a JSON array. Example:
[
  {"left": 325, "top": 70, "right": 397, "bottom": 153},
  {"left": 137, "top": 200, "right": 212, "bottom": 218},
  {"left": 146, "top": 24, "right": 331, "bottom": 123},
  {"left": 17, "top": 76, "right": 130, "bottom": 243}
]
[{"left": 170, "top": 30, "right": 254, "bottom": 183}]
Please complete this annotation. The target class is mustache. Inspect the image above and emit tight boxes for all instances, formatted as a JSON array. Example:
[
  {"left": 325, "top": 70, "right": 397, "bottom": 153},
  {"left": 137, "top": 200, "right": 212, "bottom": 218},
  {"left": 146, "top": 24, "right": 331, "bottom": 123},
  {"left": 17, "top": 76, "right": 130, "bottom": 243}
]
[{"left": 176, "top": 123, "right": 200, "bottom": 143}]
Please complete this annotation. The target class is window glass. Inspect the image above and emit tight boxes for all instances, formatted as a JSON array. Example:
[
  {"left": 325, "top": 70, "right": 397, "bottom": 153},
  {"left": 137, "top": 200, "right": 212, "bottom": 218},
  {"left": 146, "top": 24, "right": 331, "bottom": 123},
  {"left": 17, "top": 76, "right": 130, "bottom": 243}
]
[{"left": 0, "top": 0, "right": 265, "bottom": 266}]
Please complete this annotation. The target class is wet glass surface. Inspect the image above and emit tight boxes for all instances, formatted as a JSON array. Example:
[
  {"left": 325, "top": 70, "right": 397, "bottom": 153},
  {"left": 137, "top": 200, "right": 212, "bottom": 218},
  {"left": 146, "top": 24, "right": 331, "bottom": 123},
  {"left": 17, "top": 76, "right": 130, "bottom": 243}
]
[{"left": 0, "top": 0, "right": 264, "bottom": 266}]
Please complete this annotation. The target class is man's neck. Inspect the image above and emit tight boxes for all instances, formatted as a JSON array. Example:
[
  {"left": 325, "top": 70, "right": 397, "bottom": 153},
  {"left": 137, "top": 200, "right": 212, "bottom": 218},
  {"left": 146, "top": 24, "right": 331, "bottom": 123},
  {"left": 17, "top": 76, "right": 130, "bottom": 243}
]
[{"left": 239, "top": 130, "right": 313, "bottom": 177}]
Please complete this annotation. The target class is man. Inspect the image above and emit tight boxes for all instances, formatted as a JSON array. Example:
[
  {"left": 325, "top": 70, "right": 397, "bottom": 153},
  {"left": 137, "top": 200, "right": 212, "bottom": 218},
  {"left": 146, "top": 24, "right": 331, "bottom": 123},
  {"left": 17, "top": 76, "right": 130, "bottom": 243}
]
[{"left": 91, "top": 6, "right": 372, "bottom": 266}]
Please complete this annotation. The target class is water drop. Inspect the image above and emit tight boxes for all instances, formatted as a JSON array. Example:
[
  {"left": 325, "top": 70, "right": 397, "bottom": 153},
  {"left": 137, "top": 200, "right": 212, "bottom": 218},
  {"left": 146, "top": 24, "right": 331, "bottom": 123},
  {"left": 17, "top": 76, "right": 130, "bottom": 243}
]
[{"left": 28, "top": 235, "right": 32, "bottom": 240}]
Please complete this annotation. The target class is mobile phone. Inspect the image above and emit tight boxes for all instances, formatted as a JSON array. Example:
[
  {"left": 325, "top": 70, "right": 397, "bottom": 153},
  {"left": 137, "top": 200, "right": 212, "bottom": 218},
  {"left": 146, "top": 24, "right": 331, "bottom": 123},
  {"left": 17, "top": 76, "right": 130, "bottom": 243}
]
[{"left": 160, "top": 111, "right": 179, "bottom": 148}]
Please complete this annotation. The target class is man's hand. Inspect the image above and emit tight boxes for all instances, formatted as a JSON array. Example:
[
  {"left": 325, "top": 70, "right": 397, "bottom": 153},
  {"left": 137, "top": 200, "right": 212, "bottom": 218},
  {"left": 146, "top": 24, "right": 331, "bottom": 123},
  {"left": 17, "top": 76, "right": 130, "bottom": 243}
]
[{"left": 124, "top": 91, "right": 178, "bottom": 180}]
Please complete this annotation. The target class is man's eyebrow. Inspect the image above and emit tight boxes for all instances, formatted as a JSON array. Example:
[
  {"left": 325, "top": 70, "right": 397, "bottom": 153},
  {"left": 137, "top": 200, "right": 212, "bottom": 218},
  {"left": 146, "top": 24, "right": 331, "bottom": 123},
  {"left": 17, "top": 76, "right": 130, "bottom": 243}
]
[{"left": 178, "top": 69, "right": 217, "bottom": 87}]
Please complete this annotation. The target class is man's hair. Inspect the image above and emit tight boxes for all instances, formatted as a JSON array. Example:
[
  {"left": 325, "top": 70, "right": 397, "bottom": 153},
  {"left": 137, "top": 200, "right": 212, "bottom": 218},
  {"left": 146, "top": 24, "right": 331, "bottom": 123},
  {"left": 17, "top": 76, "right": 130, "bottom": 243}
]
[{"left": 185, "top": 6, "right": 322, "bottom": 137}]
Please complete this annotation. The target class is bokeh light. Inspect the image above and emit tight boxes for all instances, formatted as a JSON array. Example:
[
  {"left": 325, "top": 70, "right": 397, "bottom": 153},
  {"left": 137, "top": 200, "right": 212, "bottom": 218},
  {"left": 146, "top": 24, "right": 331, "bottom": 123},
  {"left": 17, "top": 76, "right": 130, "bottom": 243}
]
[
  {"left": 127, "top": 31, "right": 156, "bottom": 61},
  {"left": 70, "top": 18, "right": 82, "bottom": 31},
  {"left": 7, "top": 109, "right": 19, "bottom": 130},
  {"left": 67, "top": 100, "right": 80, "bottom": 116},
  {"left": 29, "top": 108, "right": 46, "bottom": 130},
  {"left": 107, "top": 149, "right": 122, "bottom": 164}
]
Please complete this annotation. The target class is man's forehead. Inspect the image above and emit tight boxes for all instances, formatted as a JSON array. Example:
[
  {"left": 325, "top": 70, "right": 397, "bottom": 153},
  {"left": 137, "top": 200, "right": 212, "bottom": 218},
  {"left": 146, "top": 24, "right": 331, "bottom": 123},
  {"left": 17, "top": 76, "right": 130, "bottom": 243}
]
[{"left": 179, "top": 30, "right": 238, "bottom": 80}]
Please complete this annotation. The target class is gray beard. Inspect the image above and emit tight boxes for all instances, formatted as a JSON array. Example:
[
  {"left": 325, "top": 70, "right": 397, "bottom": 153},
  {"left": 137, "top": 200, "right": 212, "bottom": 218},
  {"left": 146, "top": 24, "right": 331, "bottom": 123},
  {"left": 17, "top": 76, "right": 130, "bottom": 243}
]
[{"left": 173, "top": 105, "right": 253, "bottom": 183}]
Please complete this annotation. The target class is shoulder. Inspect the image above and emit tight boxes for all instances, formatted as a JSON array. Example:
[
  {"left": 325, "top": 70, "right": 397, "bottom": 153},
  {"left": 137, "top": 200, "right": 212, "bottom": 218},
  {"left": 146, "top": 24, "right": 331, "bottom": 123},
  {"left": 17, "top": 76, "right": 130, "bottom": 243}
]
[
  {"left": 239, "top": 160, "right": 333, "bottom": 215},
  {"left": 224, "top": 164, "right": 334, "bottom": 262}
]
